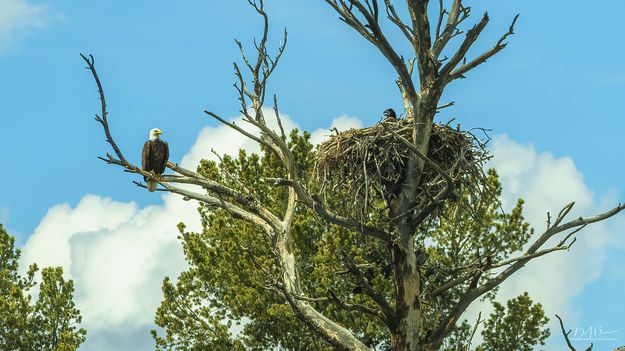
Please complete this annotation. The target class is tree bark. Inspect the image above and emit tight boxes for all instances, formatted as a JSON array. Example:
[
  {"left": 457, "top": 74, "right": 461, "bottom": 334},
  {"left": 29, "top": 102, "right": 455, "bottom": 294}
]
[
  {"left": 389, "top": 239, "right": 420, "bottom": 351},
  {"left": 386, "top": 85, "right": 436, "bottom": 349}
]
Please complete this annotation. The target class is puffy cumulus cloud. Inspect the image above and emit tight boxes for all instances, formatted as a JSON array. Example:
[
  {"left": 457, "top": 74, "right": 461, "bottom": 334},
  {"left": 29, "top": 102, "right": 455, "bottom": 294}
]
[
  {"left": 0, "top": 0, "right": 49, "bottom": 52},
  {"left": 463, "top": 135, "right": 624, "bottom": 348},
  {"left": 21, "top": 196, "right": 138, "bottom": 276},
  {"left": 20, "top": 193, "right": 198, "bottom": 350},
  {"left": 19, "top": 111, "right": 362, "bottom": 351}
]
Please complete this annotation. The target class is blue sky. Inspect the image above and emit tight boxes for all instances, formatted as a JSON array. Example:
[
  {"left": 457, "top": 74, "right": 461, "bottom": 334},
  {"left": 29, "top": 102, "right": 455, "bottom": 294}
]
[{"left": 1, "top": 0, "right": 624, "bottom": 350}]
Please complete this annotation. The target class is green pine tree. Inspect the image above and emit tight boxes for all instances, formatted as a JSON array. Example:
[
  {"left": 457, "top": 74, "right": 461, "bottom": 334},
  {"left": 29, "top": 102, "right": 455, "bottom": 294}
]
[
  {"left": 0, "top": 224, "right": 86, "bottom": 351},
  {"left": 478, "top": 293, "right": 550, "bottom": 351}
]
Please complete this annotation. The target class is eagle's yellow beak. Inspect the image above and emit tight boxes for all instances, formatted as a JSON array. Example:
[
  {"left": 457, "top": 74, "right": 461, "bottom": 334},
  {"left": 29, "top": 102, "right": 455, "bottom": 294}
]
[{"left": 155, "top": 130, "right": 163, "bottom": 135}]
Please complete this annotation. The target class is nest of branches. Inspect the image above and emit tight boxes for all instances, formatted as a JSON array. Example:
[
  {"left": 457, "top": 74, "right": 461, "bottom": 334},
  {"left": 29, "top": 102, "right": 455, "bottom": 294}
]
[{"left": 313, "top": 117, "right": 489, "bottom": 218}]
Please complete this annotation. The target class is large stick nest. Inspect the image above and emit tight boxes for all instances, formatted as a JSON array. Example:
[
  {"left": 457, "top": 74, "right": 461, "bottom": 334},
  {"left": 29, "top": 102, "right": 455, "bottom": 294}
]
[{"left": 313, "top": 117, "right": 488, "bottom": 218}]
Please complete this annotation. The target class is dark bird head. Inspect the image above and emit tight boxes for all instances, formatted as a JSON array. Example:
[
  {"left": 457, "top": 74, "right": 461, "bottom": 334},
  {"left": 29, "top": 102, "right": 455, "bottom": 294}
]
[{"left": 383, "top": 108, "right": 396, "bottom": 119}]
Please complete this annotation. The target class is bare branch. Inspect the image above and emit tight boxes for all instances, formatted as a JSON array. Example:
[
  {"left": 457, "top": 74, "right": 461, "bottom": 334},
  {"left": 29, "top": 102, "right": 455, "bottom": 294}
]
[
  {"left": 449, "top": 14, "right": 519, "bottom": 81},
  {"left": 165, "top": 165, "right": 283, "bottom": 227},
  {"left": 432, "top": 0, "right": 469, "bottom": 58},
  {"left": 263, "top": 28, "right": 288, "bottom": 86},
  {"left": 429, "top": 271, "right": 476, "bottom": 298},
  {"left": 272, "top": 95, "right": 287, "bottom": 140},
  {"left": 405, "top": 0, "right": 437, "bottom": 87},
  {"left": 437, "top": 101, "right": 455, "bottom": 110},
  {"left": 435, "top": 0, "right": 445, "bottom": 40},
  {"left": 487, "top": 244, "right": 571, "bottom": 270},
  {"left": 497, "top": 13, "right": 520, "bottom": 47},
  {"left": 554, "top": 202, "right": 575, "bottom": 227},
  {"left": 261, "top": 177, "right": 293, "bottom": 187},
  {"left": 439, "top": 12, "right": 489, "bottom": 82},
  {"left": 80, "top": 53, "right": 128, "bottom": 165},
  {"left": 556, "top": 314, "right": 578, "bottom": 351},
  {"left": 234, "top": 39, "right": 255, "bottom": 73},
  {"left": 204, "top": 110, "right": 278, "bottom": 154},
  {"left": 465, "top": 312, "right": 482, "bottom": 351},
  {"left": 384, "top": 0, "right": 415, "bottom": 46},
  {"left": 233, "top": 62, "right": 254, "bottom": 103}
]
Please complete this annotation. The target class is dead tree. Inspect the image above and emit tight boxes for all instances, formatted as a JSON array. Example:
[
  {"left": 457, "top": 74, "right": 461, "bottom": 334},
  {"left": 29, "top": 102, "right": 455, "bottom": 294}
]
[{"left": 82, "top": 1, "right": 624, "bottom": 350}]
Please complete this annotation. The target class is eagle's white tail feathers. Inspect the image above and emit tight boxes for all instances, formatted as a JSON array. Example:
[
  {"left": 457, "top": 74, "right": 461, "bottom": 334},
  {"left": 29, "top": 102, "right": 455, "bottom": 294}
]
[{"left": 147, "top": 180, "right": 158, "bottom": 192}]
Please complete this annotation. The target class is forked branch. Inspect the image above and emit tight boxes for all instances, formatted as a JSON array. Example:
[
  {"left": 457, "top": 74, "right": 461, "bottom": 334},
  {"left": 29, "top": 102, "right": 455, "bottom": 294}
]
[
  {"left": 432, "top": 0, "right": 470, "bottom": 58},
  {"left": 438, "top": 12, "right": 490, "bottom": 81},
  {"left": 448, "top": 14, "right": 519, "bottom": 81},
  {"left": 80, "top": 54, "right": 128, "bottom": 165},
  {"left": 556, "top": 314, "right": 593, "bottom": 351}
]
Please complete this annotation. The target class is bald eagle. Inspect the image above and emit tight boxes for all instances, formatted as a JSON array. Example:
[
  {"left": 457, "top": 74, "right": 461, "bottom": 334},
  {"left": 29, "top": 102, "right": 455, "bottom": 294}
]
[
  {"left": 383, "top": 108, "right": 396, "bottom": 120},
  {"left": 141, "top": 128, "right": 169, "bottom": 192}
]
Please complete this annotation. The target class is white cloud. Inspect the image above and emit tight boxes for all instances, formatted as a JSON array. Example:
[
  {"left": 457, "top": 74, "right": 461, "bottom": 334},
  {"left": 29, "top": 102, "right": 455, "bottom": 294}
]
[
  {"left": 310, "top": 114, "right": 363, "bottom": 145},
  {"left": 20, "top": 112, "right": 362, "bottom": 351},
  {"left": 20, "top": 194, "right": 198, "bottom": 343},
  {"left": 463, "top": 135, "right": 624, "bottom": 348},
  {"left": 0, "top": 0, "right": 49, "bottom": 52}
]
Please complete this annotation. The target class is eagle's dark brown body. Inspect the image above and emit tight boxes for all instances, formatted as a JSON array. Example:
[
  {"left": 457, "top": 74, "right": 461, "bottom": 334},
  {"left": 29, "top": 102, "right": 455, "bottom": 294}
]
[{"left": 141, "top": 138, "right": 169, "bottom": 191}]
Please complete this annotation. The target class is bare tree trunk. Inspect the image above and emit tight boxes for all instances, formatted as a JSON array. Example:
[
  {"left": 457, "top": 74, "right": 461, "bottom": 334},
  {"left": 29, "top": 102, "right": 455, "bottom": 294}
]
[
  {"left": 389, "top": 239, "right": 420, "bottom": 351},
  {"left": 388, "top": 91, "right": 437, "bottom": 350}
]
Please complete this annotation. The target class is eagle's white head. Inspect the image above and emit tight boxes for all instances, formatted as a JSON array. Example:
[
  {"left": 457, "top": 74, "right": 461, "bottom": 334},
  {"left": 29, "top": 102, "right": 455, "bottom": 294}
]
[{"left": 149, "top": 128, "right": 163, "bottom": 141}]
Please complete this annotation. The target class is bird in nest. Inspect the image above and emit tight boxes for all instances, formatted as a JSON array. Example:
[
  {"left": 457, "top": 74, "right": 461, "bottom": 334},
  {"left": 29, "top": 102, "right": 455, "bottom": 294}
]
[{"left": 383, "top": 108, "right": 397, "bottom": 120}]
